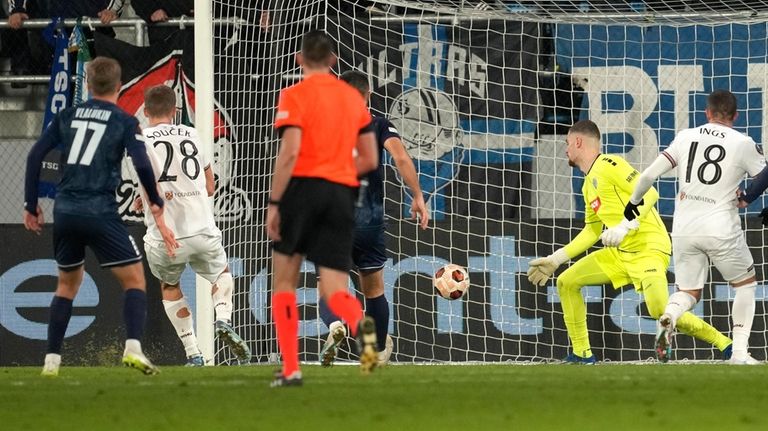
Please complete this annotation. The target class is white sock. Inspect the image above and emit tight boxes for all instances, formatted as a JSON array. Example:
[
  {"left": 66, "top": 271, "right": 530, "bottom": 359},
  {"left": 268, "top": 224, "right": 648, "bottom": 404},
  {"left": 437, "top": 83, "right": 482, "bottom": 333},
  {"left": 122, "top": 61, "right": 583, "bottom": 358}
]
[
  {"left": 125, "top": 339, "right": 142, "bottom": 355},
  {"left": 664, "top": 291, "right": 698, "bottom": 327},
  {"left": 731, "top": 282, "right": 756, "bottom": 359},
  {"left": 163, "top": 297, "right": 201, "bottom": 357},
  {"left": 212, "top": 272, "right": 234, "bottom": 323}
]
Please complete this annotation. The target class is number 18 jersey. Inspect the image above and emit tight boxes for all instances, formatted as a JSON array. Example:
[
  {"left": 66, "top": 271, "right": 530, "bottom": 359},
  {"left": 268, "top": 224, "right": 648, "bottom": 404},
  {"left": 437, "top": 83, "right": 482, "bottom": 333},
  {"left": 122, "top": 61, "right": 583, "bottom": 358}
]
[
  {"left": 142, "top": 123, "right": 217, "bottom": 241},
  {"left": 662, "top": 122, "right": 765, "bottom": 237}
]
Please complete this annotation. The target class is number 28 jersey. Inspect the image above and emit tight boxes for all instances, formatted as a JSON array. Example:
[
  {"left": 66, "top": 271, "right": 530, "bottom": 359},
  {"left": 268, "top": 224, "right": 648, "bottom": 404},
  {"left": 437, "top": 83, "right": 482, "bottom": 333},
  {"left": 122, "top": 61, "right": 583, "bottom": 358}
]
[
  {"left": 662, "top": 122, "right": 765, "bottom": 237},
  {"left": 142, "top": 123, "right": 218, "bottom": 241}
]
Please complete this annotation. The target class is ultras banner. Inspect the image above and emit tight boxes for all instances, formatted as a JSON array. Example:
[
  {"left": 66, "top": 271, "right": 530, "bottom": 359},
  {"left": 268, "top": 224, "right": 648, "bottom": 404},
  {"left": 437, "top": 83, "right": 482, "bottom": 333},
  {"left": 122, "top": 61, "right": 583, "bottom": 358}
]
[{"left": 329, "top": 17, "right": 541, "bottom": 220}]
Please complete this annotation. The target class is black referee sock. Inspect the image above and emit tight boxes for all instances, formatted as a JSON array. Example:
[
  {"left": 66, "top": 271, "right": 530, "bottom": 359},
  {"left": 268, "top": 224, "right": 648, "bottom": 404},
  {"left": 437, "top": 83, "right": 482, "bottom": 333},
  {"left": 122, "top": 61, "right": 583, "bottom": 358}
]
[
  {"left": 365, "top": 294, "right": 390, "bottom": 351},
  {"left": 123, "top": 289, "right": 147, "bottom": 341},
  {"left": 47, "top": 296, "right": 73, "bottom": 354}
]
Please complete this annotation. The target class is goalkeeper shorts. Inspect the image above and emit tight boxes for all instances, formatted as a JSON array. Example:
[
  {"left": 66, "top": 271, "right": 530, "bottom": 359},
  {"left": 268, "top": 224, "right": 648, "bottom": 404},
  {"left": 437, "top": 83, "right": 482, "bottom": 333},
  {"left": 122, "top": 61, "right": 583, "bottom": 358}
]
[
  {"left": 589, "top": 247, "right": 670, "bottom": 290},
  {"left": 672, "top": 234, "right": 755, "bottom": 289}
]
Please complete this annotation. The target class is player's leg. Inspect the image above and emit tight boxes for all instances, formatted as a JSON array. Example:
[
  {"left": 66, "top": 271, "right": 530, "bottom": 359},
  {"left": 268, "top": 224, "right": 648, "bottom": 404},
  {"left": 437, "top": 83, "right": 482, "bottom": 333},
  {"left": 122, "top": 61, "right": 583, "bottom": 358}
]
[
  {"left": 271, "top": 251, "right": 304, "bottom": 384},
  {"left": 189, "top": 234, "right": 251, "bottom": 364},
  {"left": 308, "top": 180, "right": 377, "bottom": 374},
  {"left": 110, "top": 262, "right": 158, "bottom": 375},
  {"left": 161, "top": 282, "right": 203, "bottom": 366},
  {"left": 90, "top": 216, "right": 157, "bottom": 374},
  {"left": 556, "top": 249, "right": 616, "bottom": 363},
  {"left": 146, "top": 237, "right": 203, "bottom": 365},
  {"left": 355, "top": 224, "right": 392, "bottom": 362},
  {"left": 316, "top": 272, "right": 348, "bottom": 367},
  {"left": 43, "top": 214, "right": 88, "bottom": 376},
  {"left": 634, "top": 259, "right": 730, "bottom": 362},
  {"left": 42, "top": 267, "right": 84, "bottom": 376},
  {"left": 317, "top": 266, "right": 377, "bottom": 374},
  {"left": 710, "top": 235, "right": 759, "bottom": 364},
  {"left": 360, "top": 269, "right": 393, "bottom": 364}
]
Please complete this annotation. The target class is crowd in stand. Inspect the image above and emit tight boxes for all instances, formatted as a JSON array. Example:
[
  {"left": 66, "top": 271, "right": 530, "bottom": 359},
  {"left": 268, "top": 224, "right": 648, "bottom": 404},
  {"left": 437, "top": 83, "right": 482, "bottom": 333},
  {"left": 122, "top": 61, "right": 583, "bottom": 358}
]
[{"left": 0, "top": 0, "right": 193, "bottom": 79}]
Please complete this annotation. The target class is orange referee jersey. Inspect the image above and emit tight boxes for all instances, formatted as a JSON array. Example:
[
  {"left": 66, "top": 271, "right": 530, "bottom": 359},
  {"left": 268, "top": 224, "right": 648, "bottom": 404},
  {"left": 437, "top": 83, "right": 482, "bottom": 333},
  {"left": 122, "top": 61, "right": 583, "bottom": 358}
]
[{"left": 274, "top": 73, "right": 372, "bottom": 187}]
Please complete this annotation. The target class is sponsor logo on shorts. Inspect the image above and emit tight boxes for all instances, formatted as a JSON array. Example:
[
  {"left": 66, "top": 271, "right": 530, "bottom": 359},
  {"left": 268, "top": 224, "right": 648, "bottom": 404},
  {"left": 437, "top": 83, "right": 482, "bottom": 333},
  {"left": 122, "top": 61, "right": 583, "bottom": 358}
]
[
  {"left": 165, "top": 191, "right": 174, "bottom": 201},
  {"left": 590, "top": 197, "right": 601, "bottom": 212},
  {"left": 644, "top": 268, "right": 657, "bottom": 273}
]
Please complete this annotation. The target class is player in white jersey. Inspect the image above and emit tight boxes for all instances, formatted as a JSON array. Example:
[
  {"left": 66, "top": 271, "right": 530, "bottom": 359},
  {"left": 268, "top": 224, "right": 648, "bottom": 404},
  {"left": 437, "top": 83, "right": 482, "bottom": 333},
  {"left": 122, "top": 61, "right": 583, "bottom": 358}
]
[
  {"left": 624, "top": 89, "right": 764, "bottom": 364},
  {"left": 138, "top": 85, "right": 250, "bottom": 365}
]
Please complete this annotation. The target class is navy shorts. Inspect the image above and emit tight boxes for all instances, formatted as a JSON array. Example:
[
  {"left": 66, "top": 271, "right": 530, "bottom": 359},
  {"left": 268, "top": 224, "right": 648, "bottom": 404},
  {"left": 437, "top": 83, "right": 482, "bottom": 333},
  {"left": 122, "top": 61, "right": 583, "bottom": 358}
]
[
  {"left": 53, "top": 212, "right": 142, "bottom": 271},
  {"left": 273, "top": 178, "right": 356, "bottom": 272},
  {"left": 352, "top": 224, "right": 387, "bottom": 271}
]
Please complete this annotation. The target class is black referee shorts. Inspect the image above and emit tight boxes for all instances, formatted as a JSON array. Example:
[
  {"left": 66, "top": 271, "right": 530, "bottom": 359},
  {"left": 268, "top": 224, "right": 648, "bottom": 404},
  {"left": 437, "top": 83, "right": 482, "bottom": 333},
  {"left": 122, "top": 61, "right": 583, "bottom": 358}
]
[{"left": 273, "top": 177, "right": 356, "bottom": 272}]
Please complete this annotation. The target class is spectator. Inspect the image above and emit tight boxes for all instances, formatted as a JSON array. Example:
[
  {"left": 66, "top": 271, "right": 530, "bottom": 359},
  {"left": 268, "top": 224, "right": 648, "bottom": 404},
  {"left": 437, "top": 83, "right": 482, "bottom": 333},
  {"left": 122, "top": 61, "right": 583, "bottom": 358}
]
[
  {"left": 5, "top": 1, "right": 124, "bottom": 80},
  {"left": 131, "top": 0, "right": 193, "bottom": 45}
]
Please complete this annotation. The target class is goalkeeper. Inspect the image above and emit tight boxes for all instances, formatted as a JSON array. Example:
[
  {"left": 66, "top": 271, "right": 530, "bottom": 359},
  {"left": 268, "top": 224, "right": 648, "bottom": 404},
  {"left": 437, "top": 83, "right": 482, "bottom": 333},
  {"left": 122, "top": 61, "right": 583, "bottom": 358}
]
[{"left": 527, "top": 120, "right": 732, "bottom": 363}]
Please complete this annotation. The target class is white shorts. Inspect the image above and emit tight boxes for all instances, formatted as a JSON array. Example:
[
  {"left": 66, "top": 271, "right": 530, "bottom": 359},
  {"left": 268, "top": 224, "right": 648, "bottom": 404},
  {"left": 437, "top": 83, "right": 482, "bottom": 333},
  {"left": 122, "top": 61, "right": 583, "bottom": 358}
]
[
  {"left": 145, "top": 233, "right": 227, "bottom": 285},
  {"left": 672, "top": 234, "right": 755, "bottom": 290}
]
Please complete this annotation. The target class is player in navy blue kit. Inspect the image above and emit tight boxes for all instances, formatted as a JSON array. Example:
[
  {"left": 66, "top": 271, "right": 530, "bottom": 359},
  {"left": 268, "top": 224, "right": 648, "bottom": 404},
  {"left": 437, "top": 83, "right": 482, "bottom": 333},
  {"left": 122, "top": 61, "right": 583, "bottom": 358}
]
[
  {"left": 318, "top": 70, "right": 429, "bottom": 366},
  {"left": 23, "top": 57, "right": 178, "bottom": 376}
]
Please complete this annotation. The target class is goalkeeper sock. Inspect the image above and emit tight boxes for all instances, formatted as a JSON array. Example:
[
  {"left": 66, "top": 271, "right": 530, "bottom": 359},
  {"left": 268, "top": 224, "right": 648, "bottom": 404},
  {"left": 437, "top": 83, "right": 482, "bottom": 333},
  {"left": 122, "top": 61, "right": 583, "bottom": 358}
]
[
  {"left": 124, "top": 289, "right": 147, "bottom": 341},
  {"left": 47, "top": 296, "right": 73, "bottom": 354},
  {"left": 664, "top": 291, "right": 697, "bottom": 327},
  {"left": 272, "top": 291, "right": 299, "bottom": 377},
  {"left": 212, "top": 272, "right": 234, "bottom": 324},
  {"left": 365, "top": 294, "right": 390, "bottom": 352},
  {"left": 731, "top": 282, "right": 756, "bottom": 358},
  {"left": 327, "top": 290, "right": 364, "bottom": 337},
  {"left": 163, "top": 297, "right": 200, "bottom": 357}
]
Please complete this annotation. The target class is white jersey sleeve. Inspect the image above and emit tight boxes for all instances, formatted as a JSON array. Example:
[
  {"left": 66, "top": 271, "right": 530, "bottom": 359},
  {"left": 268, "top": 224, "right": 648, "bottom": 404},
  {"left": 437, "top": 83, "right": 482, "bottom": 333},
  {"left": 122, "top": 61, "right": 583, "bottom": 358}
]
[
  {"left": 739, "top": 136, "right": 765, "bottom": 177},
  {"left": 142, "top": 124, "right": 219, "bottom": 241}
]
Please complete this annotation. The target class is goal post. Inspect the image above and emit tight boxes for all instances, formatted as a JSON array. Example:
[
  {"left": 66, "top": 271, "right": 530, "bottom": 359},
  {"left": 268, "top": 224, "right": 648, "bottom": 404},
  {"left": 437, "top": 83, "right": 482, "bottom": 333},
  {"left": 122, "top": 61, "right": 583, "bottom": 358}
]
[{"left": 202, "top": 0, "right": 768, "bottom": 363}]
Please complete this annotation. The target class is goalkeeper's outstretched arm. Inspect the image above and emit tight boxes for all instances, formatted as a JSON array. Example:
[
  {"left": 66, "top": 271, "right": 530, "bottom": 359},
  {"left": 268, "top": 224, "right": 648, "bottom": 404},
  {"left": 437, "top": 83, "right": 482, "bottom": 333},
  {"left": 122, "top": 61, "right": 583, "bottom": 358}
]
[{"left": 527, "top": 219, "right": 602, "bottom": 287}]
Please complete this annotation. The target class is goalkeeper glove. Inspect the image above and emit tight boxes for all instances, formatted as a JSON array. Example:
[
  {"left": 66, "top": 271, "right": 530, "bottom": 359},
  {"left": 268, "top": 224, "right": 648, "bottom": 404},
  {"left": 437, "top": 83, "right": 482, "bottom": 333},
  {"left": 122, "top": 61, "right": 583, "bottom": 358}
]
[
  {"left": 527, "top": 249, "right": 569, "bottom": 287},
  {"left": 600, "top": 218, "right": 640, "bottom": 247},
  {"left": 623, "top": 198, "right": 644, "bottom": 221}
]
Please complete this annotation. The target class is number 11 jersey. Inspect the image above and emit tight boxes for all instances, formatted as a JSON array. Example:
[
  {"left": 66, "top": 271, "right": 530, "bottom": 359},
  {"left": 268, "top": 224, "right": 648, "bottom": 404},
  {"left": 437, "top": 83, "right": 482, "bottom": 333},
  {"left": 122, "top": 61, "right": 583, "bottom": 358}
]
[
  {"left": 662, "top": 122, "right": 765, "bottom": 237},
  {"left": 142, "top": 123, "right": 217, "bottom": 241}
]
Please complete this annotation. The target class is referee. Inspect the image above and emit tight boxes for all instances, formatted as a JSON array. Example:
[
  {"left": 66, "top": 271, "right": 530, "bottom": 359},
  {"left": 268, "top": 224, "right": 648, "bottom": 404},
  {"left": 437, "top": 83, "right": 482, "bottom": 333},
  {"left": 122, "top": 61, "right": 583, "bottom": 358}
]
[{"left": 267, "top": 30, "right": 378, "bottom": 387}]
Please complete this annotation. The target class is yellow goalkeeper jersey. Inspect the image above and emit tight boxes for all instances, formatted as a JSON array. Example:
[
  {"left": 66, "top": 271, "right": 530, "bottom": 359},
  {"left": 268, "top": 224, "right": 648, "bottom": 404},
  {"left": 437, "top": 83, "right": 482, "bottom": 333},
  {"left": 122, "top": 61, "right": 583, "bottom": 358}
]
[{"left": 578, "top": 154, "right": 671, "bottom": 255}]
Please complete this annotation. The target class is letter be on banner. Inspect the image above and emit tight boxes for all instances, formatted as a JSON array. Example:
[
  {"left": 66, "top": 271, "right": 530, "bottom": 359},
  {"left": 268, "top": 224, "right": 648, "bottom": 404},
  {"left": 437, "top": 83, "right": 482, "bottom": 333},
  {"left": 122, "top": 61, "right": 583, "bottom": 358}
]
[{"left": 38, "top": 17, "right": 71, "bottom": 198}]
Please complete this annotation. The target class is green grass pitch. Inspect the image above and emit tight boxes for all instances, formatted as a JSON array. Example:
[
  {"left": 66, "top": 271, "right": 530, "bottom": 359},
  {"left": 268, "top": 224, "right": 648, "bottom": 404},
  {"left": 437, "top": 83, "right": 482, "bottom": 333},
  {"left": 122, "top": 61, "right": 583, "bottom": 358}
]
[{"left": 1, "top": 364, "right": 766, "bottom": 430}]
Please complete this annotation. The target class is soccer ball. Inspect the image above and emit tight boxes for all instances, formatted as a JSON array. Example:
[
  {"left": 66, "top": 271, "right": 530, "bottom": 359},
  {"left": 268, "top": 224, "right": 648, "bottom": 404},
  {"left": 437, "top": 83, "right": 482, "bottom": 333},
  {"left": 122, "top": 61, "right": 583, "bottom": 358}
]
[{"left": 433, "top": 264, "right": 470, "bottom": 300}]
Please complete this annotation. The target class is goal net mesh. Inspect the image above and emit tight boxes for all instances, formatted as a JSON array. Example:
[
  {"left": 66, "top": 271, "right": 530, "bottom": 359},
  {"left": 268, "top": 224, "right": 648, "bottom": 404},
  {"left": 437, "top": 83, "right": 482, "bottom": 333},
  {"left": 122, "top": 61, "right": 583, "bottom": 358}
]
[{"left": 212, "top": 0, "right": 768, "bottom": 363}]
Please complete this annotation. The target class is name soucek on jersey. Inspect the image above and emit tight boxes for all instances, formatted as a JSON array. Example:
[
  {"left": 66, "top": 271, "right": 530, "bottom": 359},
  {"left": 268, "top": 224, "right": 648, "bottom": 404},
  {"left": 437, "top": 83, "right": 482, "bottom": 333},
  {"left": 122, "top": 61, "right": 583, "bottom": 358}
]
[
  {"left": 583, "top": 154, "right": 671, "bottom": 254},
  {"left": 355, "top": 115, "right": 401, "bottom": 227},
  {"left": 662, "top": 123, "right": 765, "bottom": 237},
  {"left": 141, "top": 123, "right": 217, "bottom": 240}
]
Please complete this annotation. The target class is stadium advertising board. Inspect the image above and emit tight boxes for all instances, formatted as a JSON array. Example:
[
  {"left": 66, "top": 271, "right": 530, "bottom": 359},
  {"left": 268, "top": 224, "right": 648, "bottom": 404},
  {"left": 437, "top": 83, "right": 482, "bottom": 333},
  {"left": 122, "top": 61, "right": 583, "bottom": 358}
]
[
  {"left": 4, "top": 220, "right": 763, "bottom": 365},
  {"left": 556, "top": 23, "right": 768, "bottom": 216}
]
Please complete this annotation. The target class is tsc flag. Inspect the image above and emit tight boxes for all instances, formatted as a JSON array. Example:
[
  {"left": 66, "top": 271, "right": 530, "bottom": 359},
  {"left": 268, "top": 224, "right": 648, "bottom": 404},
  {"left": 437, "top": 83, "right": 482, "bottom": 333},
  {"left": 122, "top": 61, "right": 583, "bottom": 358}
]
[
  {"left": 331, "top": 18, "right": 541, "bottom": 220},
  {"left": 38, "top": 18, "right": 70, "bottom": 198}
]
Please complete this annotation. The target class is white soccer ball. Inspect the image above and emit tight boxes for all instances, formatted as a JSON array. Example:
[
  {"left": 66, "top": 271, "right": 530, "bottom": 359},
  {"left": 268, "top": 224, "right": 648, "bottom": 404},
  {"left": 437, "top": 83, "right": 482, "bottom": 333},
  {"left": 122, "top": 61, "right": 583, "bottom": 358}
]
[{"left": 433, "top": 264, "right": 470, "bottom": 300}]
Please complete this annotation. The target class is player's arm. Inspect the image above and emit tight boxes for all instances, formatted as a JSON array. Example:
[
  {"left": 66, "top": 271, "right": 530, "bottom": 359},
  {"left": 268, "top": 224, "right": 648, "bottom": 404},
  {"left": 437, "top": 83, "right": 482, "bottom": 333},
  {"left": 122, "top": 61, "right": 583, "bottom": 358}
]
[
  {"left": 356, "top": 127, "right": 377, "bottom": 176},
  {"left": 624, "top": 153, "right": 675, "bottom": 221},
  {"left": 204, "top": 165, "right": 215, "bottom": 197},
  {"left": 384, "top": 130, "right": 429, "bottom": 229},
  {"left": 23, "top": 118, "right": 61, "bottom": 233},
  {"left": 527, "top": 204, "right": 602, "bottom": 287},
  {"left": 125, "top": 123, "right": 179, "bottom": 256},
  {"left": 737, "top": 141, "right": 767, "bottom": 205}
]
